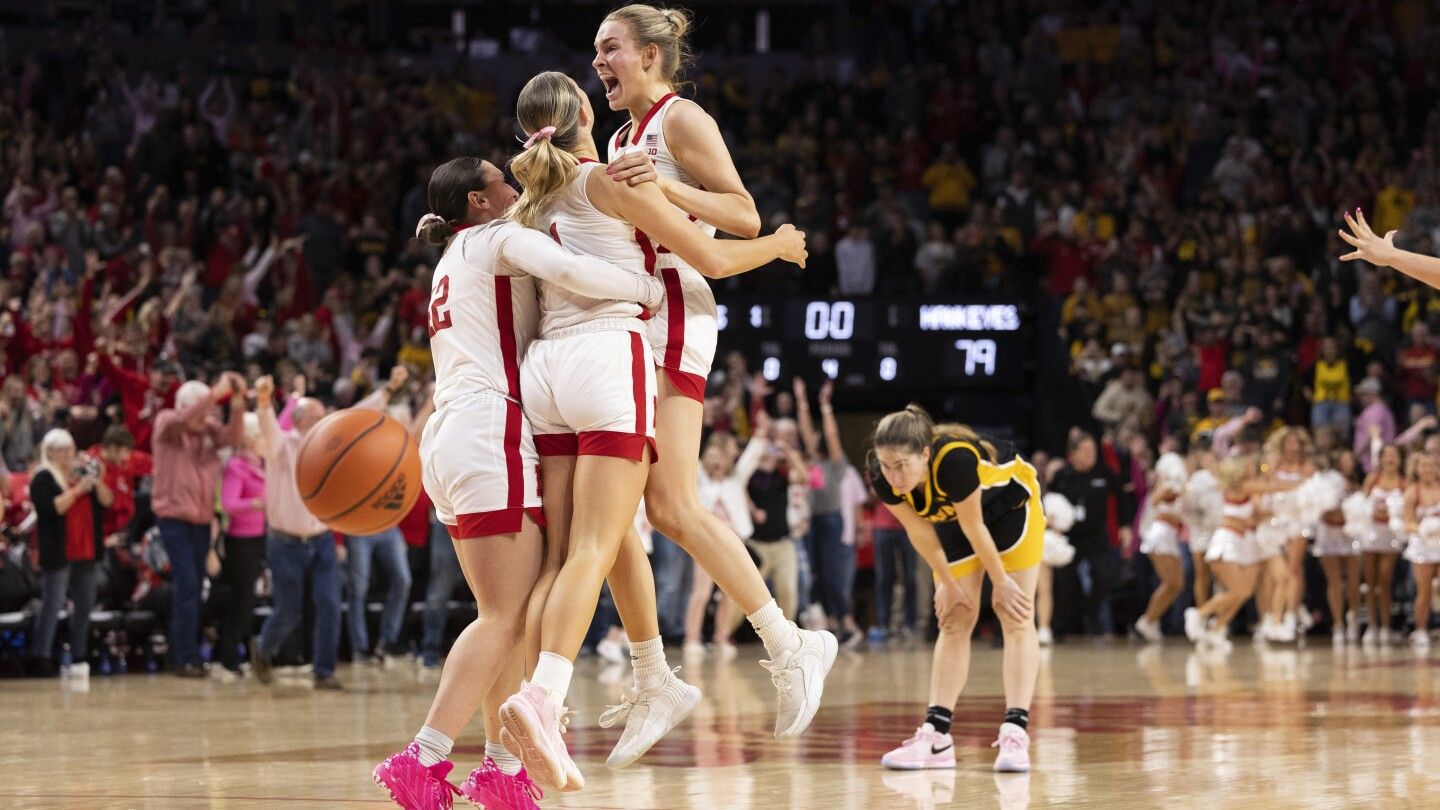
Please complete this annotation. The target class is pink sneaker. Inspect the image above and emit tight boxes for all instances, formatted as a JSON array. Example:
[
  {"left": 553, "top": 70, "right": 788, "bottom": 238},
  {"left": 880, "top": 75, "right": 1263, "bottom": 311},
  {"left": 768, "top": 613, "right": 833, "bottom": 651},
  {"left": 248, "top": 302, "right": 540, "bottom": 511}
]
[
  {"left": 991, "top": 722, "right": 1031, "bottom": 772},
  {"left": 499, "top": 683, "right": 584, "bottom": 793},
  {"left": 373, "top": 742, "right": 460, "bottom": 809},
  {"left": 458, "top": 757, "right": 542, "bottom": 810},
  {"left": 881, "top": 723, "right": 956, "bottom": 770}
]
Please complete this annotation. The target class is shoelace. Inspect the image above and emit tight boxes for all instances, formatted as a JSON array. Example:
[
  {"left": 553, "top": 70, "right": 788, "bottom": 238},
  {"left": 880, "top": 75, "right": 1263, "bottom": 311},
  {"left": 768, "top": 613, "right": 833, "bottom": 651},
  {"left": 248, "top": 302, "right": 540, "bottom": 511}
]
[
  {"left": 512, "top": 770, "right": 543, "bottom": 801},
  {"left": 991, "top": 732, "right": 1026, "bottom": 752},
  {"left": 901, "top": 727, "right": 928, "bottom": 747},
  {"left": 597, "top": 666, "right": 683, "bottom": 728}
]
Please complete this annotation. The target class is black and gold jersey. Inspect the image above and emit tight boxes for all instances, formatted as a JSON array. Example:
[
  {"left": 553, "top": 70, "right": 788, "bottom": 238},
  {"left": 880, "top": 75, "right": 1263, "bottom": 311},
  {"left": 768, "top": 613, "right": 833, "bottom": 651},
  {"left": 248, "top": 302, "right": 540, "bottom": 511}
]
[{"left": 869, "top": 435, "right": 1038, "bottom": 527}]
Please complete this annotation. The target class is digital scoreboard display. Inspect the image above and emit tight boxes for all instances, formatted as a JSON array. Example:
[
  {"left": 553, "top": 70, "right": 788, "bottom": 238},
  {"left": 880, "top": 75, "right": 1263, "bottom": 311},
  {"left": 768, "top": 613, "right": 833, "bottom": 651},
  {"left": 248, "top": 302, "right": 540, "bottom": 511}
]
[{"left": 714, "top": 297, "right": 1033, "bottom": 391}]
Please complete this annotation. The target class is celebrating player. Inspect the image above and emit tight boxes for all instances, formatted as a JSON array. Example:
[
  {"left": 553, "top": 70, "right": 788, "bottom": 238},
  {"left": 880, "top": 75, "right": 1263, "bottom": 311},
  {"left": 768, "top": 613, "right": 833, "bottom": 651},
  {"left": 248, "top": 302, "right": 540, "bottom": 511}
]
[
  {"left": 591, "top": 3, "right": 839, "bottom": 766},
  {"left": 372, "top": 156, "right": 665, "bottom": 810}
]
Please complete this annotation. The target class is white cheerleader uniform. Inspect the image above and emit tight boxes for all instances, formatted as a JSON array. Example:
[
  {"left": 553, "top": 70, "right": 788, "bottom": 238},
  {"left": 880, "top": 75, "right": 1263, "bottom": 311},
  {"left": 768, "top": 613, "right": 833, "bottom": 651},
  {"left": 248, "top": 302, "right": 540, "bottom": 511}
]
[
  {"left": 1403, "top": 500, "right": 1440, "bottom": 565},
  {"left": 1364, "top": 484, "right": 1406, "bottom": 553},
  {"left": 1182, "top": 469, "right": 1221, "bottom": 557},
  {"left": 1139, "top": 490, "right": 1184, "bottom": 558},
  {"left": 1207, "top": 498, "right": 1266, "bottom": 566}
]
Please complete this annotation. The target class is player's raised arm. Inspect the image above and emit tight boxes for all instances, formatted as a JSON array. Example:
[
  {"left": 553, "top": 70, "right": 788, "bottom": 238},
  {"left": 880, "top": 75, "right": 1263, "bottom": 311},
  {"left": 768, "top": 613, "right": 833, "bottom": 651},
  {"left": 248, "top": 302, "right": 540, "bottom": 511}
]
[
  {"left": 1340, "top": 208, "right": 1440, "bottom": 289},
  {"left": 493, "top": 223, "right": 664, "bottom": 309}
]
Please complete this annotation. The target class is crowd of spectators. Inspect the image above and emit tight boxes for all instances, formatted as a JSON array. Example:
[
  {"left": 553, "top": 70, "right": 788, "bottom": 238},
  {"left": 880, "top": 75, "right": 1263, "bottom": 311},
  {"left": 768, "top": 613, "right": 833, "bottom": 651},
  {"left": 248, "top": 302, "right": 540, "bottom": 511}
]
[{"left": 2, "top": 0, "right": 1440, "bottom": 674}]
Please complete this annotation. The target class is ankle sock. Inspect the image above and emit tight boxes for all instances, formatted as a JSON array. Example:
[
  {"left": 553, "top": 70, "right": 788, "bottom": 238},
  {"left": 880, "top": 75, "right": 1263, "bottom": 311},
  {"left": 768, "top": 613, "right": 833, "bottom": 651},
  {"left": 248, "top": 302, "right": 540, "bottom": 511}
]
[
  {"left": 486, "top": 740, "right": 522, "bottom": 776},
  {"left": 413, "top": 726, "right": 454, "bottom": 767},
  {"left": 1004, "top": 707, "right": 1030, "bottom": 731},
  {"left": 925, "top": 705, "right": 953, "bottom": 735},
  {"left": 749, "top": 599, "right": 800, "bottom": 658},
  {"left": 532, "top": 651, "right": 574, "bottom": 703},
  {"left": 629, "top": 636, "right": 669, "bottom": 688}
]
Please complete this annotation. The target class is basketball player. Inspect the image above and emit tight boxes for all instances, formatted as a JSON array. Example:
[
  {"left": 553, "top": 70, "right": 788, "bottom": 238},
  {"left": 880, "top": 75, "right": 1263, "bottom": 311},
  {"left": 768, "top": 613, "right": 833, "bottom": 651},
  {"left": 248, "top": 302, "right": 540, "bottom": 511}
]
[
  {"left": 1339, "top": 208, "right": 1440, "bottom": 287},
  {"left": 497, "top": 70, "right": 810, "bottom": 794},
  {"left": 373, "top": 156, "right": 666, "bottom": 810},
  {"left": 591, "top": 3, "right": 839, "bottom": 766},
  {"left": 867, "top": 405, "right": 1044, "bottom": 773}
]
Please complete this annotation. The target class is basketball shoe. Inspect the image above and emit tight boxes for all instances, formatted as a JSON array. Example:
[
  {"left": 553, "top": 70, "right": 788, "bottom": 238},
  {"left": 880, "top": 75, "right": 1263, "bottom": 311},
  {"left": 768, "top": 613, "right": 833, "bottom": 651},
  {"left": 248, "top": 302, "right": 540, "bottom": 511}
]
[
  {"left": 373, "top": 742, "right": 459, "bottom": 809},
  {"left": 599, "top": 666, "right": 702, "bottom": 769},
  {"left": 498, "top": 683, "right": 584, "bottom": 792},
  {"left": 991, "top": 722, "right": 1031, "bottom": 772},
  {"left": 762, "top": 628, "right": 838, "bottom": 738},
  {"left": 458, "top": 757, "right": 542, "bottom": 810},
  {"left": 881, "top": 723, "right": 956, "bottom": 770}
]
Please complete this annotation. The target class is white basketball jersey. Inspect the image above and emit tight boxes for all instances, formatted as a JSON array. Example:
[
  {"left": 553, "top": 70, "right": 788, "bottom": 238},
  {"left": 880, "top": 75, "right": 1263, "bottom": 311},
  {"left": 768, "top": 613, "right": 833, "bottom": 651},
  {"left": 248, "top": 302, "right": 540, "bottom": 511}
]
[
  {"left": 536, "top": 160, "right": 650, "bottom": 335},
  {"left": 608, "top": 93, "right": 717, "bottom": 272},
  {"left": 427, "top": 220, "right": 540, "bottom": 409}
]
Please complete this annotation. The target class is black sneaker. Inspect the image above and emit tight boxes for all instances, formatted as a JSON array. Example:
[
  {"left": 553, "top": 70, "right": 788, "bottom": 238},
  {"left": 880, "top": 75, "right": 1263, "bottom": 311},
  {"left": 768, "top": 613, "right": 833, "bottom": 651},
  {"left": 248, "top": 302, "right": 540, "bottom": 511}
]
[
  {"left": 314, "top": 675, "right": 344, "bottom": 691},
  {"left": 249, "top": 636, "right": 274, "bottom": 685}
]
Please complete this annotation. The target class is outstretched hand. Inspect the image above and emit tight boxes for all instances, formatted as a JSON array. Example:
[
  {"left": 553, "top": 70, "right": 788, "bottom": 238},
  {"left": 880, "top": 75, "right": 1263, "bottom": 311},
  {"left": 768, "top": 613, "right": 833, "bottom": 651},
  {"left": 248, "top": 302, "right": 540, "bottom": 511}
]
[{"left": 1339, "top": 209, "right": 1399, "bottom": 268}]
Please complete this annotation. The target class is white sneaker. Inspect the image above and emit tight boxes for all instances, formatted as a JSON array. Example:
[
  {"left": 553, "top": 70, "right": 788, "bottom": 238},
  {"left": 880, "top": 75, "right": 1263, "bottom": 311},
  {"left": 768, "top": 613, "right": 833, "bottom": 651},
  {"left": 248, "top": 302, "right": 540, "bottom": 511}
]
[
  {"left": 682, "top": 641, "right": 706, "bottom": 660},
  {"left": 597, "top": 638, "right": 628, "bottom": 665},
  {"left": 1332, "top": 628, "right": 1345, "bottom": 646},
  {"left": 1362, "top": 626, "right": 1378, "bottom": 646},
  {"left": 991, "top": 723, "right": 1031, "bottom": 773},
  {"left": 1411, "top": 631, "right": 1431, "bottom": 650},
  {"left": 1296, "top": 610, "right": 1315, "bottom": 632},
  {"left": 1184, "top": 608, "right": 1205, "bottom": 642},
  {"left": 762, "top": 628, "right": 838, "bottom": 738},
  {"left": 1037, "top": 627, "right": 1054, "bottom": 647},
  {"left": 599, "top": 667, "right": 702, "bottom": 770},
  {"left": 715, "top": 641, "right": 738, "bottom": 661},
  {"left": 62, "top": 662, "right": 89, "bottom": 678},
  {"left": 1345, "top": 611, "right": 1361, "bottom": 643},
  {"left": 1270, "top": 615, "right": 1296, "bottom": 643},
  {"left": 1133, "top": 616, "right": 1162, "bottom": 643},
  {"left": 1203, "top": 626, "right": 1231, "bottom": 652}
]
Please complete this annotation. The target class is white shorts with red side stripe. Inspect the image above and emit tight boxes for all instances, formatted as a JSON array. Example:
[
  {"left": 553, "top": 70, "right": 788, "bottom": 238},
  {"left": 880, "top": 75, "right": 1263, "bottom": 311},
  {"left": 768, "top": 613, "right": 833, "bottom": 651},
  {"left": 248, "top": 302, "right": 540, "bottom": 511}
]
[
  {"left": 521, "top": 318, "right": 659, "bottom": 462},
  {"left": 645, "top": 260, "right": 716, "bottom": 403},
  {"left": 420, "top": 388, "right": 543, "bottom": 539}
]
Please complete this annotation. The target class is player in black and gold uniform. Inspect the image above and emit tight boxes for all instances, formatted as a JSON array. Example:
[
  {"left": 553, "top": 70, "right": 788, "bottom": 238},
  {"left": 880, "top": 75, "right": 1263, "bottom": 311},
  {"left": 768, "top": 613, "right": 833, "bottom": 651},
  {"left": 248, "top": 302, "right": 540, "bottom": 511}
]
[{"left": 868, "top": 405, "right": 1043, "bottom": 773}]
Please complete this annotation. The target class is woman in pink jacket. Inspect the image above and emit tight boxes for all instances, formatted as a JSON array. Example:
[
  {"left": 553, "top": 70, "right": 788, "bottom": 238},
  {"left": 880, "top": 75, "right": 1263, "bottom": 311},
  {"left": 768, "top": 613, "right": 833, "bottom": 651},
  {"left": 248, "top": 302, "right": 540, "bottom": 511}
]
[{"left": 218, "top": 413, "right": 266, "bottom": 680}]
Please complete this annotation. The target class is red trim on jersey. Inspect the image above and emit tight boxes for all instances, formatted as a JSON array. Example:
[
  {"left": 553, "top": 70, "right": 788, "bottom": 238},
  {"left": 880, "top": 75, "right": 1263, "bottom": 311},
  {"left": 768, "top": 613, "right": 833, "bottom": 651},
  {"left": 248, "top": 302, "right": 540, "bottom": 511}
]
[
  {"left": 453, "top": 223, "right": 477, "bottom": 234},
  {"left": 614, "top": 124, "right": 631, "bottom": 152},
  {"left": 535, "top": 433, "right": 579, "bottom": 456},
  {"left": 660, "top": 267, "right": 686, "bottom": 371},
  {"left": 662, "top": 367, "right": 707, "bottom": 403},
  {"left": 577, "top": 157, "right": 598, "bottom": 164},
  {"left": 577, "top": 431, "right": 658, "bottom": 463},
  {"left": 631, "top": 93, "right": 677, "bottom": 145},
  {"left": 494, "top": 277, "right": 522, "bottom": 402},
  {"left": 446, "top": 506, "right": 546, "bottom": 539},
  {"left": 634, "top": 230, "right": 659, "bottom": 276}
]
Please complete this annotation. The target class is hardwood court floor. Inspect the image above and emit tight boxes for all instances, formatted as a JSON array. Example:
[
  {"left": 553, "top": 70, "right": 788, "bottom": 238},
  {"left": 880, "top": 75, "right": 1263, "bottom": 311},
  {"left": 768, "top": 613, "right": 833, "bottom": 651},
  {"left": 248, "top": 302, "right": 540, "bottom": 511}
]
[{"left": 8, "top": 639, "right": 1440, "bottom": 809}]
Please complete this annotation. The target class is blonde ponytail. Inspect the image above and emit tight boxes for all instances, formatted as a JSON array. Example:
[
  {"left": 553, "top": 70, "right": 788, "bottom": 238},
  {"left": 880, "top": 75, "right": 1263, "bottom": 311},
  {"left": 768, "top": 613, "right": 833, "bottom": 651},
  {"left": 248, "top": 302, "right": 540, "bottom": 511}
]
[{"left": 510, "top": 71, "right": 586, "bottom": 230}]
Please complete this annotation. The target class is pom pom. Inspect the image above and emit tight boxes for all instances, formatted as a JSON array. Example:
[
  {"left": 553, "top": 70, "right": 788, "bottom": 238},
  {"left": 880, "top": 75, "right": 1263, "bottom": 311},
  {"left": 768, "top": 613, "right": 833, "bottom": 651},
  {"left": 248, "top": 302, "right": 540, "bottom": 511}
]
[
  {"left": 1043, "top": 492, "right": 1075, "bottom": 533},
  {"left": 1042, "top": 529, "right": 1076, "bottom": 567}
]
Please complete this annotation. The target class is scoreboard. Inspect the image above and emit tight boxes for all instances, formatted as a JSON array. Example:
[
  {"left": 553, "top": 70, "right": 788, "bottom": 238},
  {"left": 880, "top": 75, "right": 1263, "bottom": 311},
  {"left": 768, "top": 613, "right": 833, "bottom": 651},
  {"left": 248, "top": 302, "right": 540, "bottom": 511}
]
[{"left": 713, "top": 296, "right": 1035, "bottom": 392}]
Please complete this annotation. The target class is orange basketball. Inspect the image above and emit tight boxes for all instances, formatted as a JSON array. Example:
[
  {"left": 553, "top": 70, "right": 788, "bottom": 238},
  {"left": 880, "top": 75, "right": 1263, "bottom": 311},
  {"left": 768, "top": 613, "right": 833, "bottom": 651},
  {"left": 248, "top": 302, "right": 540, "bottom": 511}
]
[{"left": 295, "top": 409, "right": 422, "bottom": 535}]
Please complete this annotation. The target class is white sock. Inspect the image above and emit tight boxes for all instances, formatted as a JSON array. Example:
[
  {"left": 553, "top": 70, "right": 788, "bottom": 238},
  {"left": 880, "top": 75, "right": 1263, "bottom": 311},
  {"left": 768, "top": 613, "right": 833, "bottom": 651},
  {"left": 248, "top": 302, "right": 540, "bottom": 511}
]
[
  {"left": 486, "top": 740, "right": 522, "bottom": 776},
  {"left": 749, "top": 600, "right": 800, "bottom": 658},
  {"left": 413, "top": 726, "right": 454, "bottom": 767},
  {"left": 532, "top": 651, "right": 574, "bottom": 703},
  {"left": 629, "top": 636, "right": 669, "bottom": 688}
]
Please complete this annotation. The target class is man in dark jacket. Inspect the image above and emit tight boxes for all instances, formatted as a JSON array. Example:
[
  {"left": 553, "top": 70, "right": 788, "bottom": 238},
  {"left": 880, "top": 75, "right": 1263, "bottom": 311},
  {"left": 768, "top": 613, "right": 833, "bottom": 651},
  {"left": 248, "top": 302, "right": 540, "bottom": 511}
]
[{"left": 1047, "top": 431, "right": 1134, "bottom": 637}]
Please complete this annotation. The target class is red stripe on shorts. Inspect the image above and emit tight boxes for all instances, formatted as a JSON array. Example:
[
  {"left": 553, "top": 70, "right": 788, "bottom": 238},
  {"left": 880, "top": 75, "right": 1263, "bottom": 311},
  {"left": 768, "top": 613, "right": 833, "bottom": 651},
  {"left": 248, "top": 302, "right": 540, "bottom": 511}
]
[
  {"left": 661, "top": 267, "right": 686, "bottom": 371},
  {"left": 502, "top": 401, "right": 522, "bottom": 510},
  {"left": 630, "top": 330, "right": 646, "bottom": 436}
]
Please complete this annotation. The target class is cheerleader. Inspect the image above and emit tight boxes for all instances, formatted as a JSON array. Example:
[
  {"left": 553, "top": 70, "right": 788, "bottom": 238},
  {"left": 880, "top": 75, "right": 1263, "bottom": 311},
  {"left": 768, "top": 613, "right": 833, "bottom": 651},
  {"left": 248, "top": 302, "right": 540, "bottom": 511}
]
[
  {"left": 1267, "top": 429, "right": 1319, "bottom": 637},
  {"left": 1361, "top": 444, "right": 1407, "bottom": 645},
  {"left": 1401, "top": 452, "right": 1440, "bottom": 649},
  {"left": 1314, "top": 450, "right": 1362, "bottom": 644},
  {"left": 1181, "top": 446, "right": 1222, "bottom": 609},
  {"left": 1184, "top": 457, "right": 1299, "bottom": 649},
  {"left": 1134, "top": 453, "right": 1187, "bottom": 643}
]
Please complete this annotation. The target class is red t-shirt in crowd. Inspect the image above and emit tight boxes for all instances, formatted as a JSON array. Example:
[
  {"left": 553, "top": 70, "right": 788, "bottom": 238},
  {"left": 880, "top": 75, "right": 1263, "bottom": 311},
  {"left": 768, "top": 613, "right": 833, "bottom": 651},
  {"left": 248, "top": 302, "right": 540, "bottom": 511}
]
[
  {"left": 88, "top": 447, "right": 154, "bottom": 537},
  {"left": 65, "top": 494, "right": 96, "bottom": 562},
  {"left": 1196, "top": 340, "right": 1229, "bottom": 392},
  {"left": 1397, "top": 344, "right": 1439, "bottom": 402}
]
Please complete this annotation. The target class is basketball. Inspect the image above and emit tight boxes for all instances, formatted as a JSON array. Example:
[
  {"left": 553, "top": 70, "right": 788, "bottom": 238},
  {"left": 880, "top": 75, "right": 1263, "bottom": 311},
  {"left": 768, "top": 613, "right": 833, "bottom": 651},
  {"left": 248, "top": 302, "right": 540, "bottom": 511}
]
[{"left": 295, "top": 409, "right": 423, "bottom": 536}]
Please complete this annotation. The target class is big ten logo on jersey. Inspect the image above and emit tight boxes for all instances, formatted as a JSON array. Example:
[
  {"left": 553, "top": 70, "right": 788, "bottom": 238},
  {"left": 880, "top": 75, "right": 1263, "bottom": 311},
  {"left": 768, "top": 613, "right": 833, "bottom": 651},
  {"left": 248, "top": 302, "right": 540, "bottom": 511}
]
[
  {"left": 645, "top": 132, "right": 659, "bottom": 156},
  {"left": 428, "top": 275, "right": 453, "bottom": 337}
]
